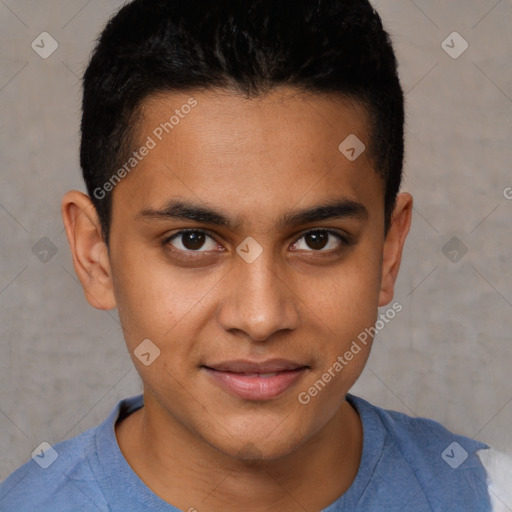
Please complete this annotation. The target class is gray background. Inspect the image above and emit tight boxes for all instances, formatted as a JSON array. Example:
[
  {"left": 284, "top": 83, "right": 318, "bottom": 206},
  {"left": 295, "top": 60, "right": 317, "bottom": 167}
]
[{"left": 1, "top": 0, "right": 511, "bottom": 480}]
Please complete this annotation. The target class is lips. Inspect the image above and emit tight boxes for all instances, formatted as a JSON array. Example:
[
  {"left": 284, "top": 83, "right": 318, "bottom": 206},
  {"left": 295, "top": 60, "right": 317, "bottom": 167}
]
[{"left": 202, "top": 359, "right": 309, "bottom": 401}]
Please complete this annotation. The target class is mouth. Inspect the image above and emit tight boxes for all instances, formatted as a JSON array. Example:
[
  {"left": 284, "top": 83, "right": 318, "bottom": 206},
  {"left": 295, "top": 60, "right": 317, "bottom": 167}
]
[{"left": 201, "top": 359, "right": 310, "bottom": 401}]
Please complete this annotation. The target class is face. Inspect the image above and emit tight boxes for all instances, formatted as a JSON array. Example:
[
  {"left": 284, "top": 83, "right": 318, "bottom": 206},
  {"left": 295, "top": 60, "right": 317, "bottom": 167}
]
[{"left": 66, "top": 87, "right": 411, "bottom": 461}]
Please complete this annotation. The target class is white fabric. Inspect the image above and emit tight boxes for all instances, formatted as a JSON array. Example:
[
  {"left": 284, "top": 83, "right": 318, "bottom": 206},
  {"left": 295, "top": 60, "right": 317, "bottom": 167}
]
[{"left": 477, "top": 448, "right": 512, "bottom": 512}]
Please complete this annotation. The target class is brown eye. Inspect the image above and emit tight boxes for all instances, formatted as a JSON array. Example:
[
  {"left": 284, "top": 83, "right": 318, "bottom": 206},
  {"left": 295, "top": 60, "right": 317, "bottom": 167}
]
[
  {"left": 304, "top": 231, "right": 329, "bottom": 250},
  {"left": 181, "top": 231, "right": 206, "bottom": 250},
  {"left": 166, "top": 230, "right": 219, "bottom": 252},
  {"left": 290, "top": 229, "right": 349, "bottom": 253}
]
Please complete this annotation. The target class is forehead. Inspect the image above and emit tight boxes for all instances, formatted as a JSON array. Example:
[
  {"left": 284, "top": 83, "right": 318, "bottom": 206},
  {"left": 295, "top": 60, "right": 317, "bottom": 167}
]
[
  {"left": 111, "top": 87, "right": 383, "bottom": 227},
  {"left": 138, "top": 87, "right": 371, "bottom": 161}
]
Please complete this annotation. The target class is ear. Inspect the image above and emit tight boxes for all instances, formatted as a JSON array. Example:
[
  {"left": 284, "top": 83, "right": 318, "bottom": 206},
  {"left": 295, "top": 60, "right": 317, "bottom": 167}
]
[
  {"left": 61, "top": 190, "right": 116, "bottom": 310},
  {"left": 378, "top": 192, "right": 413, "bottom": 307}
]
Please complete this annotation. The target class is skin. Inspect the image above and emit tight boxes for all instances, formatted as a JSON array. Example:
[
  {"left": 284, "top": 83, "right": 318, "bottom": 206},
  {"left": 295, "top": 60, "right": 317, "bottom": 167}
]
[{"left": 62, "top": 87, "right": 412, "bottom": 512}]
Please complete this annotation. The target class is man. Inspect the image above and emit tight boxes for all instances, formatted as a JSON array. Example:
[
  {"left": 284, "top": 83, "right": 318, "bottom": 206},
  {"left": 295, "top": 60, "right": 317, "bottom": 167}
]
[{"left": 1, "top": 1, "right": 511, "bottom": 510}]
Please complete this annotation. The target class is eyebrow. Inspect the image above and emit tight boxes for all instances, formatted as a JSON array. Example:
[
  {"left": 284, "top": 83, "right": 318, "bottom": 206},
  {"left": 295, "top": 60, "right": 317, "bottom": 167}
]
[{"left": 136, "top": 198, "right": 368, "bottom": 230}]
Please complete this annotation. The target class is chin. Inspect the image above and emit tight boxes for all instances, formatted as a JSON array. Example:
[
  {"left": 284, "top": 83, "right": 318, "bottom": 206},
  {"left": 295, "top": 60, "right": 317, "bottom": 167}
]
[{"left": 203, "top": 423, "right": 307, "bottom": 463}]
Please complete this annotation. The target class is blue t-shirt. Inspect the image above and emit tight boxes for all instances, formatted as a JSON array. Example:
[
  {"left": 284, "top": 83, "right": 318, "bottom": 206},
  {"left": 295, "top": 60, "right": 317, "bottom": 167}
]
[{"left": 1, "top": 394, "right": 510, "bottom": 511}]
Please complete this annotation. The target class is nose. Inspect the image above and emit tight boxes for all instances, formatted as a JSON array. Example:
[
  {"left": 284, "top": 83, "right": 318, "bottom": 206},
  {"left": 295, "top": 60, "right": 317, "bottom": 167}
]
[{"left": 217, "top": 250, "right": 301, "bottom": 342}]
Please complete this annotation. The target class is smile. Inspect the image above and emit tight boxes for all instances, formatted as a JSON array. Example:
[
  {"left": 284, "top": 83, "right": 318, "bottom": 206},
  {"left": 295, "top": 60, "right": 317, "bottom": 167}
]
[{"left": 202, "top": 359, "right": 309, "bottom": 401}]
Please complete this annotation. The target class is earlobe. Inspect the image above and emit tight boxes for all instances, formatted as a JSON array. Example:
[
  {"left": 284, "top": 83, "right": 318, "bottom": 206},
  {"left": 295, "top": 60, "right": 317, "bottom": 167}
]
[
  {"left": 378, "top": 192, "right": 413, "bottom": 307},
  {"left": 61, "top": 190, "right": 117, "bottom": 310}
]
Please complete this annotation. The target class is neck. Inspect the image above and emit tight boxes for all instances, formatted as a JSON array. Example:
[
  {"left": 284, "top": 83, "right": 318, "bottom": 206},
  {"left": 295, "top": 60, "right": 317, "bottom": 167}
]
[{"left": 116, "top": 393, "right": 362, "bottom": 512}]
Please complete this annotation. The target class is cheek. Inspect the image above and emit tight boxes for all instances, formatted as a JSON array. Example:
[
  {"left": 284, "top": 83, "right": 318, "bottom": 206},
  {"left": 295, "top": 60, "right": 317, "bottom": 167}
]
[
  {"left": 314, "top": 250, "right": 381, "bottom": 333},
  {"left": 296, "top": 269, "right": 379, "bottom": 416},
  {"left": 110, "top": 249, "right": 222, "bottom": 349},
  {"left": 302, "top": 243, "right": 382, "bottom": 391}
]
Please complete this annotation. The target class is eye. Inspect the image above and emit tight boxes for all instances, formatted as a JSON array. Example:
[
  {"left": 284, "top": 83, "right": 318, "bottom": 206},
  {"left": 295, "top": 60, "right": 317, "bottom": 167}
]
[
  {"left": 290, "top": 229, "right": 349, "bottom": 252},
  {"left": 165, "top": 229, "right": 220, "bottom": 253},
  {"left": 163, "top": 228, "right": 351, "bottom": 258}
]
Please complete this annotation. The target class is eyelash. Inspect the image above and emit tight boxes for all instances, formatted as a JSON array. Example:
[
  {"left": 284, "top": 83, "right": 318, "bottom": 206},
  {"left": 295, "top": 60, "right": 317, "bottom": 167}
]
[{"left": 162, "top": 228, "right": 352, "bottom": 258}]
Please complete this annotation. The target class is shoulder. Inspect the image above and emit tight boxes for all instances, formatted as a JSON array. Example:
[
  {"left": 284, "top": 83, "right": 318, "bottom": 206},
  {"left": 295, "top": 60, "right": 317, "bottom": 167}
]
[
  {"left": 350, "top": 394, "right": 488, "bottom": 461},
  {"left": 348, "top": 395, "right": 512, "bottom": 511},
  {"left": 0, "top": 426, "right": 110, "bottom": 512},
  {"left": 0, "top": 395, "right": 143, "bottom": 512}
]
